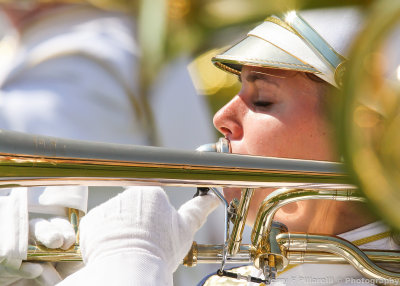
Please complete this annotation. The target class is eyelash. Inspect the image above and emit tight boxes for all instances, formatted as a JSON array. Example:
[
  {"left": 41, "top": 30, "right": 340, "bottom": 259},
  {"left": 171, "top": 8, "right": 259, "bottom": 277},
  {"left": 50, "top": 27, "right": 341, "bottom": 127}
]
[
  {"left": 254, "top": 101, "right": 273, "bottom": 108},
  {"left": 238, "top": 75, "right": 275, "bottom": 109}
]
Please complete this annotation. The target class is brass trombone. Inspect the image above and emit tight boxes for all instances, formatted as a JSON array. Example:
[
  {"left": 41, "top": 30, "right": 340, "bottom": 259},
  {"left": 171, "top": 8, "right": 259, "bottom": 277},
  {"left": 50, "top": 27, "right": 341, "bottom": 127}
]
[
  {"left": 1, "top": 129, "right": 399, "bottom": 284},
  {"left": 0, "top": 129, "right": 348, "bottom": 189}
]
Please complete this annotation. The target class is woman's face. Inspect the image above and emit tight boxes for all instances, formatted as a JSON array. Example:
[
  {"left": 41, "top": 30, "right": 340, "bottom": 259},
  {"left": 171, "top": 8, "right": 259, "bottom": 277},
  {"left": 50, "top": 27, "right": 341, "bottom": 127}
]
[{"left": 213, "top": 65, "right": 338, "bottom": 225}]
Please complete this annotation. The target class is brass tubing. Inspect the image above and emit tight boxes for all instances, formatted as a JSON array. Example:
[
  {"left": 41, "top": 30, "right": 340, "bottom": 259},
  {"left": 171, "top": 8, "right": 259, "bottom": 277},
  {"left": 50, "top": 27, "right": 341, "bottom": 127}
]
[
  {"left": 251, "top": 188, "right": 364, "bottom": 249},
  {"left": 227, "top": 188, "right": 254, "bottom": 256},
  {"left": 28, "top": 241, "right": 400, "bottom": 268},
  {"left": 27, "top": 244, "right": 81, "bottom": 262},
  {"left": 277, "top": 233, "right": 400, "bottom": 282},
  {"left": 193, "top": 244, "right": 252, "bottom": 265},
  {"left": 287, "top": 250, "right": 400, "bottom": 264},
  {"left": 28, "top": 243, "right": 253, "bottom": 265},
  {"left": 0, "top": 129, "right": 350, "bottom": 189}
]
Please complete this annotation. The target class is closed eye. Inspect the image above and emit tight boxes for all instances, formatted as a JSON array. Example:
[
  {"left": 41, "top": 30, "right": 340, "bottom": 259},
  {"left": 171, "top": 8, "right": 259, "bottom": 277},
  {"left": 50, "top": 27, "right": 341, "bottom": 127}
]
[{"left": 254, "top": 101, "right": 273, "bottom": 108}]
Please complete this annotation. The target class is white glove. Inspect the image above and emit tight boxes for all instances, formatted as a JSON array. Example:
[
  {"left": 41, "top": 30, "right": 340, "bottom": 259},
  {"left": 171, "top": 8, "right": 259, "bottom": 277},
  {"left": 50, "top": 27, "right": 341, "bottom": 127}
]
[
  {"left": 28, "top": 186, "right": 88, "bottom": 215},
  {"left": 0, "top": 189, "right": 28, "bottom": 266},
  {"left": 29, "top": 217, "right": 76, "bottom": 250},
  {"left": 0, "top": 189, "right": 43, "bottom": 286},
  {"left": 0, "top": 185, "right": 84, "bottom": 286},
  {"left": 58, "top": 186, "right": 220, "bottom": 286},
  {"left": 27, "top": 186, "right": 85, "bottom": 250},
  {"left": 4, "top": 218, "right": 75, "bottom": 286},
  {"left": 0, "top": 262, "right": 43, "bottom": 286}
]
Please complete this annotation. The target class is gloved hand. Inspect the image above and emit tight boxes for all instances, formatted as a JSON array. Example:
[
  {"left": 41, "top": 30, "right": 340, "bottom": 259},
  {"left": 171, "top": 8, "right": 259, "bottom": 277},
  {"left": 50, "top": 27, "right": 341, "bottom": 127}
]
[
  {"left": 27, "top": 185, "right": 86, "bottom": 251},
  {"left": 58, "top": 186, "right": 220, "bottom": 286},
  {"left": 29, "top": 217, "right": 76, "bottom": 250},
  {"left": 0, "top": 262, "right": 43, "bottom": 286},
  {"left": 0, "top": 185, "right": 83, "bottom": 286},
  {"left": 2, "top": 217, "right": 77, "bottom": 286},
  {"left": 0, "top": 188, "right": 34, "bottom": 286}
]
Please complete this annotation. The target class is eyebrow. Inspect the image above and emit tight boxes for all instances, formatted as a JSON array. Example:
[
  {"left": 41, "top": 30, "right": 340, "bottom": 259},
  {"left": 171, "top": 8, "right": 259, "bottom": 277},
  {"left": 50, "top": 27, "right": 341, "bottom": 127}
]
[{"left": 243, "top": 71, "right": 280, "bottom": 87}]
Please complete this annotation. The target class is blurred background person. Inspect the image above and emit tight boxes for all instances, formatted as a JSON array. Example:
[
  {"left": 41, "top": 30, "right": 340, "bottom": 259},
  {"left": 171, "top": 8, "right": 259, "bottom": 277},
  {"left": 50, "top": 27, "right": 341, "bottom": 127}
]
[
  {"left": 0, "top": 1, "right": 216, "bottom": 285},
  {"left": 0, "top": 2, "right": 150, "bottom": 285}
]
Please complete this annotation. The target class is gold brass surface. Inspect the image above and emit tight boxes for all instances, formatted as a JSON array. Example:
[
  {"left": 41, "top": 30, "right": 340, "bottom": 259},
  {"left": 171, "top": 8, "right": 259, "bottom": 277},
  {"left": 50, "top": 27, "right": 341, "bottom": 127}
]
[
  {"left": 227, "top": 188, "right": 254, "bottom": 256},
  {"left": 277, "top": 233, "right": 400, "bottom": 281}
]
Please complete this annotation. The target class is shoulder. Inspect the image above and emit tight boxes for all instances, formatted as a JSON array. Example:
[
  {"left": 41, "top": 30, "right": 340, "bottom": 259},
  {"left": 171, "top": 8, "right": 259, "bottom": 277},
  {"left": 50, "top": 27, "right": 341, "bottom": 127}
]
[
  {"left": 4, "top": 4, "right": 139, "bottom": 87},
  {"left": 22, "top": 4, "right": 136, "bottom": 47}
]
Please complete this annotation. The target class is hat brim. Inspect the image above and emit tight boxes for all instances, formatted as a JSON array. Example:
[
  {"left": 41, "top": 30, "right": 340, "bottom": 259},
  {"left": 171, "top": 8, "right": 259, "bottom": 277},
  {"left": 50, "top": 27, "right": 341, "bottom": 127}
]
[{"left": 212, "top": 35, "right": 319, "bottom": 76}]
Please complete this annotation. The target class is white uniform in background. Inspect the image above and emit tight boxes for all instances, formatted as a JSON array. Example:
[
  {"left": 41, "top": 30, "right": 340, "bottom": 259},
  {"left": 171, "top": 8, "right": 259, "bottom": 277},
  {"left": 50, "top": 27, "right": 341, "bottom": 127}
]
[
  {"left": 0, "top": 4, "right": 148, "bottom": 285},
  {"left": 0, "top": 3, "right": 217, "bottom": 285}
]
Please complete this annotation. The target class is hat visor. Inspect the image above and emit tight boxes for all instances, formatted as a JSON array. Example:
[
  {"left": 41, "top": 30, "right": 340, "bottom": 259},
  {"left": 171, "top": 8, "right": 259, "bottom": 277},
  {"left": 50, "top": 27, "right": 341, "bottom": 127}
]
[{"left": 212, "top": 36, "right": 319, "bottom": 75}]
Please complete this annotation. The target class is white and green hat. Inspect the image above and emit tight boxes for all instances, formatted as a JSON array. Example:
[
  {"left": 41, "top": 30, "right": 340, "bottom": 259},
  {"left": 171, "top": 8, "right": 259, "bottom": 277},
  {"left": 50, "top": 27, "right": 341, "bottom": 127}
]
[{"left": 212, "top": 8, "right": 364, "bottom": 87}]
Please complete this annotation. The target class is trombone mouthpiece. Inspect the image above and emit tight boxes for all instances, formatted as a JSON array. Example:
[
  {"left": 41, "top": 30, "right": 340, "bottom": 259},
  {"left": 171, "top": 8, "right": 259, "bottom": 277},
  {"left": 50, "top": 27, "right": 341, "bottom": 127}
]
[{"left": 196, "top": 138, "right": 231, "bottom": 153}]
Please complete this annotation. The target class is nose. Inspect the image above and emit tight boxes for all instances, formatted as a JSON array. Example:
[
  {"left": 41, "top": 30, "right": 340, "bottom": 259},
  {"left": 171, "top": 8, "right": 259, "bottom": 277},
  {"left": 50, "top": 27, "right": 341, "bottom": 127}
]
[{"left": 213, "top": 95, "right": 244, "bottom": 140}]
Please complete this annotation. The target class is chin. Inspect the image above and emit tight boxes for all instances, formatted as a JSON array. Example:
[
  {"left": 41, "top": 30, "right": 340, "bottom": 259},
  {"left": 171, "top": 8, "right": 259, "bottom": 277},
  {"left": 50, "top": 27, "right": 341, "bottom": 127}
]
[{"left": 222, "top": 187, "right": 242, "bottom": 203}]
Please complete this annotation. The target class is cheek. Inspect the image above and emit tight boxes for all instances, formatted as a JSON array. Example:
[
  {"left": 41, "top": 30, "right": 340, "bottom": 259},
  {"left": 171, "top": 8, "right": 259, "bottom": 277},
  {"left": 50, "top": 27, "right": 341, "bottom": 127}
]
[
  {"left": 241, "top": 107, "right": 335, "bottom": 161},
  {"left": 284, "top": 110, "right": 336, "bottom": 160},
  {"left": 241, "top": 115, "right": 292, "bottom": 158}
]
